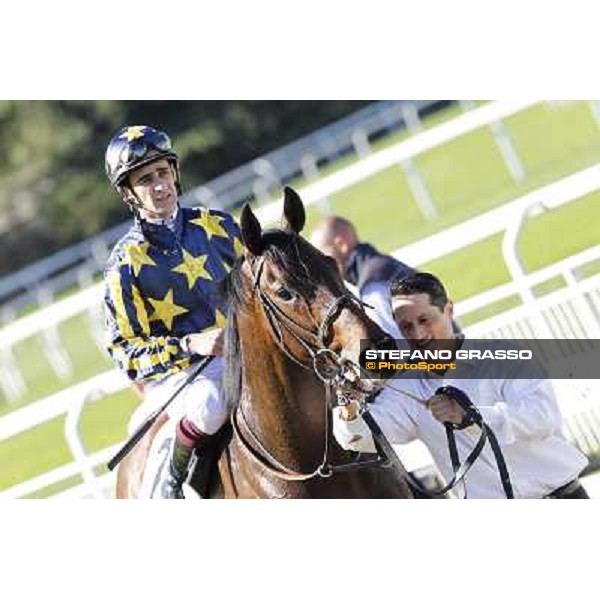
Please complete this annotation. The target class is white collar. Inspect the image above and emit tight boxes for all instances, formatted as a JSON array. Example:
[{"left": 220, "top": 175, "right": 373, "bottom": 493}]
[{"left": 144, "top": 205, "right": 179, "bottom": 229}]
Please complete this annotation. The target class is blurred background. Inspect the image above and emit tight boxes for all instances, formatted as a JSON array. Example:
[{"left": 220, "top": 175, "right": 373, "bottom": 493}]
[{"left": 1, "top": 99, "right": 599, "bottom": 498}]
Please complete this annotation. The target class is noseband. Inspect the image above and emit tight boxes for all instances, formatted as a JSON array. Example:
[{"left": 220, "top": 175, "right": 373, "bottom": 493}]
[{"left": 232, "top": 251, "right": 387, "bottom": 481}]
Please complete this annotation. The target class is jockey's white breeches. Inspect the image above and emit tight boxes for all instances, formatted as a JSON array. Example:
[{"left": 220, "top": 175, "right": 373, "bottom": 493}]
[{"left": 128, "top": 357, "right": 228, "bottom": 436}]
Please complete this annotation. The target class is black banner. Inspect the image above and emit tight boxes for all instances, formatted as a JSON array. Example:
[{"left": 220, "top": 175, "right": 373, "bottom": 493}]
[{"left": 359, "top": 338, "right": 600, "bottom": 379}]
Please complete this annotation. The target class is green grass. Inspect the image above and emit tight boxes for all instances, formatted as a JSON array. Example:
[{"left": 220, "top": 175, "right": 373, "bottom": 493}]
[
  {"left": 3, "top": 100, "right": 600, "bottom": 495},
  {"left": 0, "top": 388, "right": 139, "bottom": 494},
  {"left": 417, "top": 191, "right": 600, "bottom": 302},
  {"left": 303, "top": 103, "right": 600, "bottom": 253},
  {"left": 420, "top": 233, "right": 512, "bottom": 301},
  {"left": 580, "top": 259, "right": 600, "bottom": 279},
  {"left": 519, "top": 191, "right": 600, "bottom": 271},
  {"left": 506, "top": 102, "right": 600, "bottom": 178}
]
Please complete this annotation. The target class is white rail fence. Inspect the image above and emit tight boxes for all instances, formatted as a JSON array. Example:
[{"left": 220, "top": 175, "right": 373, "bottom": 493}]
[{"left": 0, "top": 372, "right": 128, "bottom": 499}]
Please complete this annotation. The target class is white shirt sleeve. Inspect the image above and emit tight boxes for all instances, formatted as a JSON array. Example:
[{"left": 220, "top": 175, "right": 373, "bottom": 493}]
[
  {"left": 372, "top": 384, "right": 420, "bottom": 442},
  {"left": 360, "top": 281, "right": 403, "bottom": 339},
  {"left": 476, "top": 377, "right": 562, "bottom": 446},
  {"left": 332, "top": 385, "right": 419, "bottom": 452}
]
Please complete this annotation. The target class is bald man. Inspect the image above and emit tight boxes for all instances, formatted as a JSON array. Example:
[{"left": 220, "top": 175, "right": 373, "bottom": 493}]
[{"left": 310, "top": 216, "right": 415, "bottom": 338}]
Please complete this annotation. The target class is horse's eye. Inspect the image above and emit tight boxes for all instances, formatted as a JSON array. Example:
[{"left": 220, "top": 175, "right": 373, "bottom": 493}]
[{"left": 275, "top": 286, "right": 293, "bottom": 301}]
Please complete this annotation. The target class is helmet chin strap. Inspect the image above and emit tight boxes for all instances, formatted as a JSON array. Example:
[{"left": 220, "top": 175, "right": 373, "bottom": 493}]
[
  {"left": 123, "top": 190, "right": 177, "bottom": 221},
  {"left": 125, "top": 196, "right": 162, "bottom": 220}
]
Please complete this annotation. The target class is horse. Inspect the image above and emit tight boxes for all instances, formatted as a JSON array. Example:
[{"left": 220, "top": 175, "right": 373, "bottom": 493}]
[{"left": 117, "top": 187, "right": 413, "bottom": 498}]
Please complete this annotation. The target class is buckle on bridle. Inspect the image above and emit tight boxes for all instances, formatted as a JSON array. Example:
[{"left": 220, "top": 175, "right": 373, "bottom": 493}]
[
  {"left": 313, "top": 348, "right": 341, "bottom": 382},
  {"left": 317, "top": 464, "right": 334, "bottom": 478}
]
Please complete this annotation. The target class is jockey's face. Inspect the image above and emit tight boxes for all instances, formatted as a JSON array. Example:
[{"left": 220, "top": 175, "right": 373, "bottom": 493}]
[
  {"left": 391, "top": 292, "right": 455, "bottom": 350},
  {"left": 124, "top": 158, "right": 178, "bottom": 220}
]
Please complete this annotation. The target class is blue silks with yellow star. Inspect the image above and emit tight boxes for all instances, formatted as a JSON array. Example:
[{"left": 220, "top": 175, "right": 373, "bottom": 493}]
[{"left": 103, "top": 206, "right": 243, "bottom": 382}]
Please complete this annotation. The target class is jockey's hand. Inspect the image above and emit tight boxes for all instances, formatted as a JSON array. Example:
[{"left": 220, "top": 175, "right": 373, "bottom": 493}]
[
  {"left": 426, "top": 394, "right": 466, "bottom": 426},
  {"left": 186, "top": 329, "right": 224, "bottom": 356}
]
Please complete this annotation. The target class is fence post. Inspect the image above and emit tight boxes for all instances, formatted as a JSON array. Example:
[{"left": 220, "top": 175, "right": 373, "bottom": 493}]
[
  {"left": 91, "top": 239, "right": 109, "bottom": 271},
  {"left": 501, "top": 203, "right": 555, "bottom": 339},
  {"left": 397, "top": 101, "right": 436, "bottom": 219},
  {"left": 252, "top": 158, "right": 280, "bottom": 206},
  {"left": 64, "top": 388, "right": 110, "bottom": 498},
  {"left": 561, "top": 267, "right": 600, "bottom": 338},
  {"left": 189, "top": 186, "right": 218, "bottom": 208},
  {"left": 489, "top": 120, "right": 526, "bottom": 183},
  {"left": 0, "top": 306, "right": 27, "bottom": 402},
  {"left": 0, "top": 350, "right": 27, "bottom": 402},
  {"left": 77, "top": 267, "right": 106, "bottom": 352},
  {"left": 460, "top": 100, "right": 525, "bottom": 183},
  {"left": 401, "top": 102, "right": 423, "bottom": 135},
  {"left": 351, "top": 128, "right": 371, "bottom": 159},
  {"left": 399, "top": 158, "right": 437, "bottom": 219},
  {"left": 36, "top": 286, "right": 73, "bottom": 381},
  {"left": 301, "top": 153, "right": 332, "bottom": 215}
]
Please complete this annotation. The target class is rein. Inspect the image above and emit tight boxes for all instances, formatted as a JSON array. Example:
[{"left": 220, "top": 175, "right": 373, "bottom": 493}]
[
  {"left": 365, "top": 378, "right": 515, "bottom": 499},
  {"left": 233, "top": 383, "right": 388, "bottom": 481}
]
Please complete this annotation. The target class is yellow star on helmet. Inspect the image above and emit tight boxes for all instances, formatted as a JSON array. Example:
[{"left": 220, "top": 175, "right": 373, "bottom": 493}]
[
  {"left": 190, "top": 210, "right": 229, "bottom": 240},
  {"left": 148, "top": 289, "right": 188, "bottom": 330},
  {"left": 120, "top": 126, "right": 146, "bottom": 141},
  {"left": 171, "top": 250, "right": 212, "bottom": 290},
  {"left": 123, "top": 242, "right": 157, "bottom": 277}
]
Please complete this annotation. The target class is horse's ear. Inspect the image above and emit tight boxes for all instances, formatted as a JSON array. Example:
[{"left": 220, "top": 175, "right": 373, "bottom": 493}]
[
  {"left": 281, "top": 186, "right": 306, "bottom": 234},
  {"left": 241, "top": 203, "right": 263, "bottom": 256}
]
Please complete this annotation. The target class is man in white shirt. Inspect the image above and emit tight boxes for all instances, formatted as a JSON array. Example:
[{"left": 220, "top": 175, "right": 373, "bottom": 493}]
[{"left": 333, "top": 271, "right": 590, "bottom": 498}]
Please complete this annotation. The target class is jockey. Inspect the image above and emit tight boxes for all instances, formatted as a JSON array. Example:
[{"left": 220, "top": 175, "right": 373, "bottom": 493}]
[{"left": 103, "top": 125, "right": 244, "bottom": 498}]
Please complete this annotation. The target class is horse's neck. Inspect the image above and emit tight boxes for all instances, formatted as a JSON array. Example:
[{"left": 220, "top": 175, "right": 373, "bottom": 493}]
[{"left": 238, "top": 323, "right": 328, "bottom": 467}]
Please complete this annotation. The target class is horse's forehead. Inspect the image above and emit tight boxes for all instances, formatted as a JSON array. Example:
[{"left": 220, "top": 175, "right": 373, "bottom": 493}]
[{"left": 265, "top": 244, "right": 325, "bottom": 279}]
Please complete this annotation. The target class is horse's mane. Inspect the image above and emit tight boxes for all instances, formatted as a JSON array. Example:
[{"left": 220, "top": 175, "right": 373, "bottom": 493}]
[{"left": 221, "top": 228, "right": 339, "bottom": 410}]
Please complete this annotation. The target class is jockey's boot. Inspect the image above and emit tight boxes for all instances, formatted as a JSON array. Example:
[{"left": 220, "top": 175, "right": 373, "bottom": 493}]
[
  {"left": 154, "top": 417, "right": 212, "bottom": 499},
  {"left": 158, "top": 436, "right": 194, "bottom": 499}
]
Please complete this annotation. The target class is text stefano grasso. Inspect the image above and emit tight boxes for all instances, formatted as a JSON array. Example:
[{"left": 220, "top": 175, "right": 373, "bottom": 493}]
[{"left": 363, "top": 348, "right": 533, "bottom": 361}]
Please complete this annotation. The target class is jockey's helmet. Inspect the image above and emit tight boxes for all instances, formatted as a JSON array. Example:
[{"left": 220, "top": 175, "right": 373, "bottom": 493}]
[{"left": 105, "top": 125, "right": 181, "bottom": 192}]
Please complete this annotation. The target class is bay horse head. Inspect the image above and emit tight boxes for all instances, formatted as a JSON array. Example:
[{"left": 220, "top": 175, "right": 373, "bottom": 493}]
[
  {"left": 221, "top": 187, "right": 411, "bottom": 497},
  {"left": 235, "top": 185, "right": 391, "bottom": 392}
]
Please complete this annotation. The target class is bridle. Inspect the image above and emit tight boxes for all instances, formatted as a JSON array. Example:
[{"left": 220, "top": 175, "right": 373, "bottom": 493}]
[
  {"left": 249, "top": 253, "right": 359, "bottom": 374},
  {"left": 231, "top": 251, "right": 389, "bottom": 481}
]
